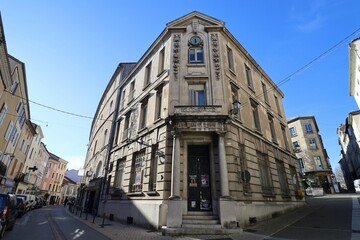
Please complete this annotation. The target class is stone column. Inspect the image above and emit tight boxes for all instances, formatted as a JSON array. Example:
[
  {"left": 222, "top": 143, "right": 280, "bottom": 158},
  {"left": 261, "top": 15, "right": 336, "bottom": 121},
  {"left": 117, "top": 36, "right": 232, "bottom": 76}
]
[
  {"left": 218, "top": 132, "right": 229, "bottom": 197},
  {"left": 170, "top": 131, "right": 180, "bottom": 199}
]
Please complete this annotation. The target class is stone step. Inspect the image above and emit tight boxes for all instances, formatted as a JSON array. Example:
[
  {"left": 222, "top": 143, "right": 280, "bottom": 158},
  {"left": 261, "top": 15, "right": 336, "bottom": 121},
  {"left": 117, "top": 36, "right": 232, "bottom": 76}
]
[
  {"left": 182, "top": 223, "right": 222, "bottom": 229},
  {"left": 182, "top": 218, "right": 220, "bottom": 225},
  {"left": 183, "top": 214, "right": 219, "bottom": 220},
  {"left": 162, "top": 226, "right": 243, "bottom": 236}
]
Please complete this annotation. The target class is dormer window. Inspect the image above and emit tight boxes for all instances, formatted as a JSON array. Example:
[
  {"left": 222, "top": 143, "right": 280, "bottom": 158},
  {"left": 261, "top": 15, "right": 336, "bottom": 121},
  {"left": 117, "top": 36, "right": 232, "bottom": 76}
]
[{"left": 188, "top": 36, "right": 204, "bottom": 64}]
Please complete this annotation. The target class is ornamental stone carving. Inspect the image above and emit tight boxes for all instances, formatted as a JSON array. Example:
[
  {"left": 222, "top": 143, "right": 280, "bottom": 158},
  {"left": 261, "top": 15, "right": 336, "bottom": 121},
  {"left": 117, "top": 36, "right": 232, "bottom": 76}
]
[
  {"left": 211, "top": 33, "right": 221, "bottom": 80},
  {"left": 173, "top": 34, "right": 181, "bottom": 80}
]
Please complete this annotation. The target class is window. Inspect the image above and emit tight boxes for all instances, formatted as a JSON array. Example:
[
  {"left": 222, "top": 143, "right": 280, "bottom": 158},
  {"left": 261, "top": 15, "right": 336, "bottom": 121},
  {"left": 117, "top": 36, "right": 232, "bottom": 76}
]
[
  {"left": 144, "top": 62, "right": 152, "bottom": 88},
  {"left": 293, "top": 141, "right": 300, "bottom": 152},
  {"left": 114, "top": 158, "right": 125, "bottom": 190},
  {"left": 120, "top": 89, "right": 126, "bottom": 109},
  {"left": 276, "top": 160, "right": 290, "bottom": 195},
  {"left": 122, "top": 112, "right": 131, "bottom": 141},
  {"left": 189, "top": 48, "right": 204, "bottom": 64},
  {"left": 17, "top": 107, "right": 25, "bottom": 128},
  {"left": 262, "top": 82, "right": 269, "bottom": 103},
  {"left": 190, "top": 84, "right": 206, "bottom": 106},
  {"left": 274, "top": 95, "right": 282, "bottom": 116},
  {"left": 0, "top": 103, "right": 8, "bottom": 126},
  {"left": 129, "top": 81, "right": 135, "bottom": 101},
  {"left": 109, "top": 101, "right": 113, "bottom": 115},
  {"left": 155, "top": 88, "right": 163, "bottom": 120},
  {"left": 251, "top": 100, "right": 261, "bottom": 132},
  {"left": 281, "top": 125, "right": 289, "bottom": 150},
  {"left": 268, "top": 114, "right": 277, "bottom": 143},
  {"left": 245, "top": 64, "right": 254, "bottom": 89},
  {"left": 227, "top": 46, "right": 234, "bottom": 72},
  {"left": 231, "top": 86, "right": 241, "bottom": 119},
  {"left": 309, "top": 138, "right": 317, "bottom": 149},
  {"left": 314, "top": 156, "right": 323, "bottom": 170},
  {"left": 93, "top": 141, "right": 97, "bottom": 156},
  {"left": 305, "top": 123, "right": 313, "bottom": 133},
  {"left": 289, "top": 127, "right": 297, "bottom": 137},
  {"left": 139, "top": 100, "right": 148, "bottom": 129},
  {"left": 114, "top": 120, "right": 121, "bottom": 146},
  {"left": 103, "top": 129, "right": 108, "bottom": 147},
  {"left": 158, "top": 47, "right": 165, "bottom": 74},
  {"left": 10, "top": 65, "right": 19, "bottom": 93},
  {"left": 130, "top": 150, "right": 145, "bottom": 192},
  {"left": 15, "top": 100, "right": 22, "bottom": 113},
  {"left": 258, "top": 152, "right": 273, "bottom": 195},
  {"left": 4, "top": 121, "right": 14, "bottom": 141},
  {"left": 149, "top": 144, "right": 159, "bottom": 191},
  {"left": 298, "top": 158, "right": 304, "bottom": 173}
]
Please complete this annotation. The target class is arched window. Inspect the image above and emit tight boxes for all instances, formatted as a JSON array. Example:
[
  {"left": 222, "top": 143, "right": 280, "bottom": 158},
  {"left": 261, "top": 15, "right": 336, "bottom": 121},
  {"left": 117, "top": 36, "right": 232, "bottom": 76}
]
[
  {"left": 96, "top": 161, "right": 103, "bottom": 178},
  {"left": 188, "top": 36, "right": 204, "bottom": 64}
]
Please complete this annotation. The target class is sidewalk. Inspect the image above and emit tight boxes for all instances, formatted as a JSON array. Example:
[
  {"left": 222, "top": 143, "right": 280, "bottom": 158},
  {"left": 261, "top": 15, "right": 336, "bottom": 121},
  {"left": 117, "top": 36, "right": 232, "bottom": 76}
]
[{"left": 67, "top": 204, "right": 316, "bottom": 240}]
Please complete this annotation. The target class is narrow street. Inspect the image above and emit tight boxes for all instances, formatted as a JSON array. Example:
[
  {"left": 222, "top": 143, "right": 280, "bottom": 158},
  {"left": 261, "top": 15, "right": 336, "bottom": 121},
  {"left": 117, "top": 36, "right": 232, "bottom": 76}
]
[
  {"left": 3, "top": 205, "right": 111, "bottom": 240},
  {"left": 2, "top": 194, "right": 360, "bottom": 240}
]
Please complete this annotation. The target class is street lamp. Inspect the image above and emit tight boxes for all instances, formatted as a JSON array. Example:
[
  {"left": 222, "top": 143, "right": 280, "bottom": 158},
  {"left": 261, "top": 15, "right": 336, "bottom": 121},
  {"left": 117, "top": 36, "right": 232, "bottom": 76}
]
[{"left": 229, "top": 99, "right": 241, "bottom": 115}]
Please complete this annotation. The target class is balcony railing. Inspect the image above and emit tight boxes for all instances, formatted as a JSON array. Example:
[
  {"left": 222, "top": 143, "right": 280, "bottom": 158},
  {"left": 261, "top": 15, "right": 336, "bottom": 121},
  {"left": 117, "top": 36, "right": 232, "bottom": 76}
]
[{"left": 174, "top": 105, "right": 223, "bottom": 116}]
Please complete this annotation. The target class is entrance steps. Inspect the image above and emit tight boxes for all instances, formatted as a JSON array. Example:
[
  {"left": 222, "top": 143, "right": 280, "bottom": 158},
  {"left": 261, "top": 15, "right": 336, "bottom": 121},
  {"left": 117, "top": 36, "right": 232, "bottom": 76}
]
[{"left": 162, "top": 212, "right": 242, "bottom": 236}]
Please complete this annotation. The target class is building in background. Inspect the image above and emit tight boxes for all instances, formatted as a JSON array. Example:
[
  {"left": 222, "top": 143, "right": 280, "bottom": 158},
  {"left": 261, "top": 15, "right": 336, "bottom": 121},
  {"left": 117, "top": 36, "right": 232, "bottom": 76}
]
[
  {"left": 337, "top": 111, "right": 360, "bottom": 191},
  {"left": 80, "top": 11, "right": 303, "bottom": 234},
  {"left": 349, "top": 38, "right": 360, "bottom": 109},
  {"left": 288, "top": 116, "right": 333, "bottom": 195},
  {"left": 41, "top": 153, "right": 67, "bottom": 204}
]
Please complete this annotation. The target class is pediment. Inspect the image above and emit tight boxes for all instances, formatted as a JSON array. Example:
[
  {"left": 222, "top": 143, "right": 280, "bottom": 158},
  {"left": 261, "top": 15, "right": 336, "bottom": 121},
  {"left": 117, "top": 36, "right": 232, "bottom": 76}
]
[{"left": 166, "top": 11, "right": 224, "bottom": 29}]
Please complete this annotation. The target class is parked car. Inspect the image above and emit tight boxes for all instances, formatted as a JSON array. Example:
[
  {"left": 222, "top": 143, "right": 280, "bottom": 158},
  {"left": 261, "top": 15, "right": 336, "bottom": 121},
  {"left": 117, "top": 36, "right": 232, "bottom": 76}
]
[
  {"left": 355, "top": 179, "right": 360, "bottom": 193},
  {"left": 0, "top": 193, "right": 17, "bottom": 238},
  {"left": 16, "top": 197, "right": 26, "bottom": 218},
  {"left": 16, "top": 194, "right": 36, "bottom": 212}
]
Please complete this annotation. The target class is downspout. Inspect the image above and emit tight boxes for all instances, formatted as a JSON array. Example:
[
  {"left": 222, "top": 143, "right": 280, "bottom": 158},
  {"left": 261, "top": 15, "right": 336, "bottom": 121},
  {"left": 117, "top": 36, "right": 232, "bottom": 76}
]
[{"left": 98, "top": 72, "right": 123, "bottom": 222}]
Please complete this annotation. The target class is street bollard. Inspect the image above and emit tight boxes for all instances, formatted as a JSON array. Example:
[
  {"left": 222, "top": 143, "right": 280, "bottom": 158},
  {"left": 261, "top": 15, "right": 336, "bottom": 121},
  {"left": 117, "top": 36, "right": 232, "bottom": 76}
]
[
  {"left": 85, "top": 208, "right": 88, "bottom": 220},
  {"left": 79, "top": 206, "right": 82, "bottom": 218},
  {"left": 92, "top": 208, "right": 97, "bottom": 223},
  {"left": 101, "top": 213, "right": 105, "bottom": 228}
]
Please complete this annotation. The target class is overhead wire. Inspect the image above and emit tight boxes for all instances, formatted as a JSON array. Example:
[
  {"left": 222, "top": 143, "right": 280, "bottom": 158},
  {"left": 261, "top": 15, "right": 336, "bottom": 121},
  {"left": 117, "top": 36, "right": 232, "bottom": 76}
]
[{"left": 2, "top": 26, "right": 360, "bottom": 124}]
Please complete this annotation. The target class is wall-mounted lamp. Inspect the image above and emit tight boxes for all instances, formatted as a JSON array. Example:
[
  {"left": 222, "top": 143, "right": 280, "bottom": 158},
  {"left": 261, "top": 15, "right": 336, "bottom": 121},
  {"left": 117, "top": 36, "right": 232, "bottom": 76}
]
[{"left": 229, "top": 99, "right": 241, "bottom": 115}]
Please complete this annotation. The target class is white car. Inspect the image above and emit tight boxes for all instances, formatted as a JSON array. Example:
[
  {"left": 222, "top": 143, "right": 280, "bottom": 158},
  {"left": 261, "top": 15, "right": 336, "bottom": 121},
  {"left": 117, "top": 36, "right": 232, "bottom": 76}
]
[{"left": 354, "top": 179, "right": 360, "bottom": 193}]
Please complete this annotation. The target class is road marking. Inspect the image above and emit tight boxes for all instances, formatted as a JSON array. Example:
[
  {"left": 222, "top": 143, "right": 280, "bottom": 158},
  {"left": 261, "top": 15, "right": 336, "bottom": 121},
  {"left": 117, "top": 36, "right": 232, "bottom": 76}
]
[
  {"left": 48, "top": 214, "right": 66, "bottom": 240},
  {"left": 352, "top": 196, "right": 360, "bottom": 240}
]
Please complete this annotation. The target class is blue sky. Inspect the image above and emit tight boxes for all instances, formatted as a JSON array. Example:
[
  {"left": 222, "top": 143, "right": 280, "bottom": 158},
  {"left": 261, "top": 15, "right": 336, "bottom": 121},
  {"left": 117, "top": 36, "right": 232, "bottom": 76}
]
[{"left": 0, "top": 1, "right": 359, "bottom": 170}]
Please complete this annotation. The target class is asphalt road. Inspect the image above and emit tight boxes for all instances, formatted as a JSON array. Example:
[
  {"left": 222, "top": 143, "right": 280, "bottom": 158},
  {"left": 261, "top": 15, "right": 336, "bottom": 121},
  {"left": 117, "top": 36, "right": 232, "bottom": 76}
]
[{"left": 3, "top": 205, "right": 111, "bottom": 240}]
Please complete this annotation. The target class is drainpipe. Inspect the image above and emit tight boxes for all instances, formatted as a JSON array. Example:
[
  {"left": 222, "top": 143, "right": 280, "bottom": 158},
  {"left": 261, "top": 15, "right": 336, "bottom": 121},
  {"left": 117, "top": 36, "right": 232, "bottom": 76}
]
[{"left": 98, "top": 68, "right": 123, "bottom": 224}]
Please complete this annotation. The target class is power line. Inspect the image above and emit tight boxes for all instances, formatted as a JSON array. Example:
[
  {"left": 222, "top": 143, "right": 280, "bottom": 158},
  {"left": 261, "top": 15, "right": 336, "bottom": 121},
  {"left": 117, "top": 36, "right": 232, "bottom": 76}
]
[
  {"left": 3, "top": 26, "right": 360, "bottom": 124},
  {"left": 240, "top": 26, "right": 360, "bottom": 111}
]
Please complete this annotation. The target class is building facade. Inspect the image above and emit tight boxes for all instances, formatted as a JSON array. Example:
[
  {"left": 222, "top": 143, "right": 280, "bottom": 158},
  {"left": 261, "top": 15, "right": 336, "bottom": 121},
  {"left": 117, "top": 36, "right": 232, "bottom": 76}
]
[
  {"left": 337, "top": 111, "right": 360, "bottom": 191},
  {"left": 41, "top": 153, "right": 67, "bottom": 204},
  {"left": 81, "top": 12, "right": 304, "bottom": 232},
  {"left": 288, "top": 116, "right": 333, "bottom": 194},
  {"left": 349, "top": 38, "right": 360, "bottom": 109},
  {"left": 0, "top": 43, "right": 33, "bottom": 193}
]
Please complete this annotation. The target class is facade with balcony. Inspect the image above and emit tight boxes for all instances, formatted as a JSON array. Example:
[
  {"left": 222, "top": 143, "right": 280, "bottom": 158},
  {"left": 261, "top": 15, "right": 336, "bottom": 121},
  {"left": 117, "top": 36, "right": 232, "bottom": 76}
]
[
  {"left": 288, "top": 116, "right": 333, "bottom": 194},
  {"left": 81, "top": 11, "right": 303, "bottom": 233}
]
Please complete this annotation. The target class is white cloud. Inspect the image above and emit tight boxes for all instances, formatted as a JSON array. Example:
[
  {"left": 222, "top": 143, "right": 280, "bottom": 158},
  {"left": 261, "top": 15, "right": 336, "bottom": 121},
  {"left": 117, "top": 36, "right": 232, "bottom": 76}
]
[{"left": 63, "top": 155, "right": 85, "bottom": 170}]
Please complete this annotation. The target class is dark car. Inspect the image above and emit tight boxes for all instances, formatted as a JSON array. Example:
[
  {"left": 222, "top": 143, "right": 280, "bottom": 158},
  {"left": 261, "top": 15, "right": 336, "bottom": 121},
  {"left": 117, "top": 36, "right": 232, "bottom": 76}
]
[
  {"left": 16, "top": 197, "right": 25, "bottom": 217},
  {"left": 0, "top": 193, "right": 17, "bottom": 238}
]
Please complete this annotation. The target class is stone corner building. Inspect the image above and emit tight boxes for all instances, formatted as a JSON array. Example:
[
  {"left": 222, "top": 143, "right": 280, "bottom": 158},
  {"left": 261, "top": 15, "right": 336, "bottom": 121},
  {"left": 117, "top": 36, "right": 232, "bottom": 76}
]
[{"left": 80, "top": 11, "right": 304, "bottom": 233}]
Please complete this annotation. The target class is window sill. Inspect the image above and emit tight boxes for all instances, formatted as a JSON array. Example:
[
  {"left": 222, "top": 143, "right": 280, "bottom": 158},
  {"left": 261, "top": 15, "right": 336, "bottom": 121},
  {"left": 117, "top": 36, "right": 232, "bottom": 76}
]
[
  {"left": 146, "top": 191, "right": 159, "bottom": 196},
  {"left": 127, "top": 192, "right": 144, "bottom": 197}
]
